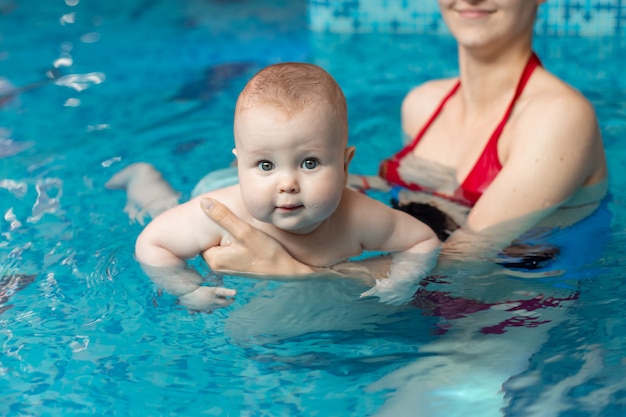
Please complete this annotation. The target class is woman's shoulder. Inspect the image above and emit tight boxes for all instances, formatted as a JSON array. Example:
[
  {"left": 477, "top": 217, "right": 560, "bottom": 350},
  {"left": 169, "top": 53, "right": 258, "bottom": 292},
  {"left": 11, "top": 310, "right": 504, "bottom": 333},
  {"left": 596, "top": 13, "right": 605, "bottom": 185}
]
[
  {"left": 506, "top": 67, "right": 606, "bottom": 188},
  {"left": 403, "top": 78, "right": 458, "bottom": 107},
  {"left": 513, "top": 68, "right": 599, "bottom": 147},
  {"left": 526, "top": 68, "right": 596, "bottom": 119},
  {"left": 401, "top": 78, "right": 458, "bottom": 136}
]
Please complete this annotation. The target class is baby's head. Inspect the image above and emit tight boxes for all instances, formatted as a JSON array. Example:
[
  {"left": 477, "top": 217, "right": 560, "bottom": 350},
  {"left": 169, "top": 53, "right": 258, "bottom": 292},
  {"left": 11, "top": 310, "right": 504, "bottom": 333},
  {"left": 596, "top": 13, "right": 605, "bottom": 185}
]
[
  {"left": 233, "top": 62, "right": 354, "bottom": 234},
  {"left": 234, "top": 62, "right": 348, "bottom": 142}
]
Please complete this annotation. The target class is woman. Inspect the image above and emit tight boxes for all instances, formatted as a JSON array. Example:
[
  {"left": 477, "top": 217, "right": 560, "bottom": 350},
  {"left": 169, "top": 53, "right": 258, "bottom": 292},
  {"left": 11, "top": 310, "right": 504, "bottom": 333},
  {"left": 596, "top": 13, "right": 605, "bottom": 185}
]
[
  {"left": 196, "top": 4, "right": 609, "bottom": 413},
  {"left": 108, "top": 2, "right": 609, "bottom": 414},
  {"left": 201, "top": 0, "right": 608, "bottom": 278}
]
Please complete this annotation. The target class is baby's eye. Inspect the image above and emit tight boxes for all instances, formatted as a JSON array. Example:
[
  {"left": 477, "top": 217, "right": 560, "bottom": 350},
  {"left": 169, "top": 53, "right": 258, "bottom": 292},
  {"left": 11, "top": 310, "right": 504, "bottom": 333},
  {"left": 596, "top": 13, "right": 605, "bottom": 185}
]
[
  {"left": 302, "top": 158, "right": 319, "bottom": 170},
  {"left": 257, "top": 160, "right": 274, "bottom": 171}
]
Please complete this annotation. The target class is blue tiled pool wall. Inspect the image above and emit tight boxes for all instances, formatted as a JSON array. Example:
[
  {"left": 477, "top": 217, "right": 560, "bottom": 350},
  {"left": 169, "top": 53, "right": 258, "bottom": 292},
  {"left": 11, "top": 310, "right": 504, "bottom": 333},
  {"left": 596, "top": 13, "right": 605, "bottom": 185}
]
[{"left": 307, "top": 0, "right": 626, "bottom": 36}]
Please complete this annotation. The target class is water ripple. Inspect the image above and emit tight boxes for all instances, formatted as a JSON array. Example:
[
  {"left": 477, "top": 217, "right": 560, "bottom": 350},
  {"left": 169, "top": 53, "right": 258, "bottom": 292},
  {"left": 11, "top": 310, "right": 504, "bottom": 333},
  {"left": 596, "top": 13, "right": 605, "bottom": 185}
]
[{"left": 54, "top": 72, "right": 105, "bottom": 92}]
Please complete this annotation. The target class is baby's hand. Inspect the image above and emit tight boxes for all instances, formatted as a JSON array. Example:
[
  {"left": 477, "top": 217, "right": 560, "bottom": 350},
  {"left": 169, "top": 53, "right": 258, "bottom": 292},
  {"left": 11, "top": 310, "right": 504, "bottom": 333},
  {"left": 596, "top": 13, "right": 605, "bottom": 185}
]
[
  {"left": 360, "top": 278, "right": 416, "bottom": 305},
  {"left": 362, "top": 247, "right": 438, "bottom": 305},
  {"left": 178, "top": 286, "right": 237, "bottom": 312}
]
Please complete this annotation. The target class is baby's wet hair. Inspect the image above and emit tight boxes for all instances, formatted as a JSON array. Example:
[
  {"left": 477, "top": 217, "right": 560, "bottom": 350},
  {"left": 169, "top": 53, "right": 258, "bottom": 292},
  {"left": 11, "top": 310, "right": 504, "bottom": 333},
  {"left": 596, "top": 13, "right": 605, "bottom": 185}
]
[{"left": 236, "top": 62, "right": 348, "bottom": 138}]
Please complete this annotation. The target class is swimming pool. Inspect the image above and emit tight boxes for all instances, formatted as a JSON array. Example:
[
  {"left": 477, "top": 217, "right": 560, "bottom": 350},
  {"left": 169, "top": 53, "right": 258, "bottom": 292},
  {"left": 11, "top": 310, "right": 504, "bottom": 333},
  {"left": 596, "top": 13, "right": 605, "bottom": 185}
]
[{"left": 2, "top": 1, "right": 626, "bottom": 416}]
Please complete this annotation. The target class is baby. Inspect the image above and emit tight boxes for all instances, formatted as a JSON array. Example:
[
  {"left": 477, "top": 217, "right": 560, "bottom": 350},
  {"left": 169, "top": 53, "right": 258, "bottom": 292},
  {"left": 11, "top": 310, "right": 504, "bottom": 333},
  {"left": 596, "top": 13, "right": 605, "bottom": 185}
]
[{"left": 132, "top": 62, "right": 440, "bottom": 311}]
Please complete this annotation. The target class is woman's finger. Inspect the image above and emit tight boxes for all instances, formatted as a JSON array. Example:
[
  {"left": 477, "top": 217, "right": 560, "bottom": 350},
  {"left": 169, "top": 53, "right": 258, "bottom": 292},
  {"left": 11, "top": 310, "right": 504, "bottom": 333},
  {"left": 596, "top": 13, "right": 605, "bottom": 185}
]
[
  {"left": 200, "top": 198, "right": 251, "bottom": 239},
  {"left": 199, "top": 197, "right": 316, "bottom": 276}
]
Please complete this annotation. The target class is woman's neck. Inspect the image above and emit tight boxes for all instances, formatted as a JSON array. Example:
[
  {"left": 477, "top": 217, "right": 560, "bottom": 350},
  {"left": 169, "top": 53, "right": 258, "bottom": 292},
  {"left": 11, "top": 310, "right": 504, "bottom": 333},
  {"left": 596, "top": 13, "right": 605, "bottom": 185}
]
[{"left": 457, "top": 46, "right": 533, "bottom": 112}]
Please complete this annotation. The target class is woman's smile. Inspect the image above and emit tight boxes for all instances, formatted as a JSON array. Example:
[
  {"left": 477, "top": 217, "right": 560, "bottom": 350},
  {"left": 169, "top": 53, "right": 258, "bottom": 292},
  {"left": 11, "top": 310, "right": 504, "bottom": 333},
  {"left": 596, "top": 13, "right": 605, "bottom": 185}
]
[{"left": 456, "top": 7, "right": 494, "bottom": 19}]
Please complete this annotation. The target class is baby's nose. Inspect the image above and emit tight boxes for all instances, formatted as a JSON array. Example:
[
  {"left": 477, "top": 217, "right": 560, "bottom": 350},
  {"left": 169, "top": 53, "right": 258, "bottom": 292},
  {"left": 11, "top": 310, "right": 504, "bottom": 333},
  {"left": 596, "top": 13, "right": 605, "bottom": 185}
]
[{"left": 278, "top": 175, "right": 299, "bottom": 193}]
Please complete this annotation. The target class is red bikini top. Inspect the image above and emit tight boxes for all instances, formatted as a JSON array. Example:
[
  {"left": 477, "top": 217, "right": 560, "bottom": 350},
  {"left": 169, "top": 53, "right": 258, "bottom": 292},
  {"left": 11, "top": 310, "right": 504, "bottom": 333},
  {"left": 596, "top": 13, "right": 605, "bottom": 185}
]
[{"left": 379, "top": 52, "right": 542, "bottom": 207}]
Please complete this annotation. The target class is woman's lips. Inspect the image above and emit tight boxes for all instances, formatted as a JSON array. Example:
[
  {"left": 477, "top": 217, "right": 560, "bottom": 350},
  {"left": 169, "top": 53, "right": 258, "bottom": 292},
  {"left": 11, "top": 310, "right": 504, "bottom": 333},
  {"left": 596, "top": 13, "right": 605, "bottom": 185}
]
[{"left": 456, "top": 8, "right": 494, "bottom": 19}]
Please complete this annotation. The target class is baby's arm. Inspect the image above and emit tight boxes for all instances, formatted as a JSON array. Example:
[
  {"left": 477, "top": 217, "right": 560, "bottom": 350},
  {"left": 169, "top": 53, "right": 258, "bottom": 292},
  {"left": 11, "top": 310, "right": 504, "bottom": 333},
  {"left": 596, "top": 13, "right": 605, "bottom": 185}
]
[
  {"left": 353, "top": 192, "right": 440, "bottom": 304},
  {"left": 135, "top": 196, "right": 236, "bottom": 311}
]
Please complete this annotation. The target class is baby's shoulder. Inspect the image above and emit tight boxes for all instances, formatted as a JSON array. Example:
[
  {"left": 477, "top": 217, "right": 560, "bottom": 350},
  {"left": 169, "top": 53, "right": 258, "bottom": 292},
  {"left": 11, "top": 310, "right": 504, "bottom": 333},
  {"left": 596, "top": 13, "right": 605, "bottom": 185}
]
[
  {"left": 339, "top": 189, "right": 395, "bottom": 224},
  {"left": 190, "top": 185, "right": 249, "bottom": 219}
]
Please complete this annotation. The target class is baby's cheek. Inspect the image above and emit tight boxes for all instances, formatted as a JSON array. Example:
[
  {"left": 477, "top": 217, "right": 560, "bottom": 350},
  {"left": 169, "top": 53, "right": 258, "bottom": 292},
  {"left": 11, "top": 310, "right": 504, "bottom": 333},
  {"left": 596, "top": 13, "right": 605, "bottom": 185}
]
[
  {"left": 241, "top": 193, "right": 272, "bottom": 222},
  {"left": 308, "top": 192, "right": 342, "bottom": 217}
]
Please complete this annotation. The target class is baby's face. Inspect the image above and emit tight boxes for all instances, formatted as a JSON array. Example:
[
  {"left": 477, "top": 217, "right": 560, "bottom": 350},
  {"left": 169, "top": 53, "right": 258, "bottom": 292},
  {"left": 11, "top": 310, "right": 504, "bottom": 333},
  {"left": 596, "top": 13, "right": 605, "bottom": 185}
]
[{"left": 234, "top": 102, "right": 352, "bottom": 234}]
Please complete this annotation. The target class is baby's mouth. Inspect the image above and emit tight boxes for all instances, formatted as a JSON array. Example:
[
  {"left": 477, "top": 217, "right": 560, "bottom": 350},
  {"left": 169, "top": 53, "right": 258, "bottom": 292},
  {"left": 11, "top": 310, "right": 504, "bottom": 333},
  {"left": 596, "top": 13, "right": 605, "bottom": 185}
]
[{"left": 276, "top": 204, "right": 304, "bottom": 212}]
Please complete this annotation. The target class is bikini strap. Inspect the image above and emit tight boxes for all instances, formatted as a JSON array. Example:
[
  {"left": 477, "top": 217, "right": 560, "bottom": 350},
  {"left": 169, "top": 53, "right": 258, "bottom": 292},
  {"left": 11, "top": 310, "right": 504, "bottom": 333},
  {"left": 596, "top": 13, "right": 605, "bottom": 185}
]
[
  {"left": 379, "top": 81, "right": 460, "bottom": 181},
  {"left": 401, "top": 81, "right": 460, "bottom": 158},
  {"left": 489, "top": 52, "right": 542, "bottom": 143},
  {"left": 457, "top": 52, "right": 543, "bottom": 204}
]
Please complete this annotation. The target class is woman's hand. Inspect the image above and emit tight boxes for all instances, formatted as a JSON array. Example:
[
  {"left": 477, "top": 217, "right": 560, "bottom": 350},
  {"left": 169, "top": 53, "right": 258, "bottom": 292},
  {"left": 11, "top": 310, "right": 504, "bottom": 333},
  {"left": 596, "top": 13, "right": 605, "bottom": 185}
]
[
  {"left": 199, "top": 198, "right": 316, "bottom": 276},
  {"left": 199, "top": 198, "right": 399, "bottom": 299}
]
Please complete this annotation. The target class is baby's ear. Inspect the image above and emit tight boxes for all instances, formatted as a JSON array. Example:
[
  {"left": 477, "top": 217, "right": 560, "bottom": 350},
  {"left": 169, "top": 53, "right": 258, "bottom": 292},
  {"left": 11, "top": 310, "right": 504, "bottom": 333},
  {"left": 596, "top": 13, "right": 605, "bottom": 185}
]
[
  {"left": 344, "top": 146, "right": 356, "bottom": 168},
  {"left": 343, "top": 146, "right": 356, "bottom": 164},
  {"left": 232, "top": 148, "right": 238, "bottom": 158}
]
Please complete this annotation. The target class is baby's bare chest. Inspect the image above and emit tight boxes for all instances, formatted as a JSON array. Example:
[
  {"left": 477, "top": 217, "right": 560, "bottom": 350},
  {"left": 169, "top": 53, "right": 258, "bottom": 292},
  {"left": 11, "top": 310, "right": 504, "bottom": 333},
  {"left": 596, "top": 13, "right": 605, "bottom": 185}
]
[{"left": 273, "top": 228, "right": 364, "bottom": 268}]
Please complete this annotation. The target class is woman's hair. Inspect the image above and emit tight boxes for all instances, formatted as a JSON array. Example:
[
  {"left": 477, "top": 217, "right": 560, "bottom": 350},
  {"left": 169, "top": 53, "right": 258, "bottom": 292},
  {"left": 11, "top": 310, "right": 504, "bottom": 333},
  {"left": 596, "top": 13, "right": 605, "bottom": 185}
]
[{"left": 236, "top": 62, "right": 348, "bottom": 137}]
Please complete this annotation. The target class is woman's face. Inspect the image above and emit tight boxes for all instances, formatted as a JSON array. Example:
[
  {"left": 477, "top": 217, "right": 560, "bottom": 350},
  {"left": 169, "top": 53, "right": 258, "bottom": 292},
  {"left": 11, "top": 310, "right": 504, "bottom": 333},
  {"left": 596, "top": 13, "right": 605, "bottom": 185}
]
[{"left": 438, "top": 0, "right": 546, "bottom": 52}]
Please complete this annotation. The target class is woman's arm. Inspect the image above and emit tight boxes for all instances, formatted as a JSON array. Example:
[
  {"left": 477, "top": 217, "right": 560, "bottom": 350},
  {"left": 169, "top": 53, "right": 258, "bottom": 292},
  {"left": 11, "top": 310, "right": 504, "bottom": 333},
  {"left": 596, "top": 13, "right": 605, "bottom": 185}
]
[
  {"left": 446, "top": 87, "right": 607, "bottom": 257},
  {"left": 199, "top": 196, "right": 443, "bottom": 306},
  {"left": 200, "top": 198, "right": 392, "bottom": 282}
]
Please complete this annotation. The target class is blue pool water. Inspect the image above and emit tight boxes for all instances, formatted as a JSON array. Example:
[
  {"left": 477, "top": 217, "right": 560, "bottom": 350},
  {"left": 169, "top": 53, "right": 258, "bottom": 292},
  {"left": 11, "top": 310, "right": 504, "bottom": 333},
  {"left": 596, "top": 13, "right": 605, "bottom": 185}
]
[{"left": 2, "top": 1, "right": 626, "bottom": 416}]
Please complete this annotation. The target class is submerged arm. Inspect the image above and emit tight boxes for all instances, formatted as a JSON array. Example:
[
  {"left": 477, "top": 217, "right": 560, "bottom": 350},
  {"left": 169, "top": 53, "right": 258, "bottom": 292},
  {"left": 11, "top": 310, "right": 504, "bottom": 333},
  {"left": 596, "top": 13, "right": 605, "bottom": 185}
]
[
  {"left": 136, "top": 199, "right": 236, "bottom": 311},
  {"left": 353, "top": 193, "right": 441, "bottom": 304}
]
